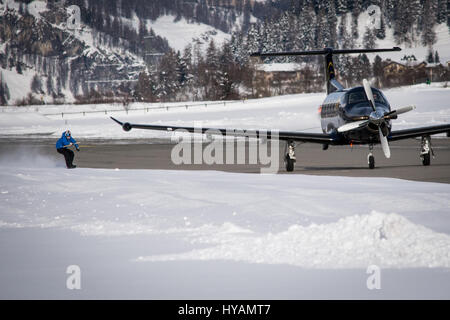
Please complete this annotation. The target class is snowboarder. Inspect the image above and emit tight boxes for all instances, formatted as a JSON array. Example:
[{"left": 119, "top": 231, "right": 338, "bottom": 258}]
[{"left": 56, "top": 130, "right": 80, "bottom": 169}]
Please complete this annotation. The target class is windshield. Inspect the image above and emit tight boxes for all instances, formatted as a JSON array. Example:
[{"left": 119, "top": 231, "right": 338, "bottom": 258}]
[
  {"left": 344, "top": 88, "right": 389, "bottom": 118},
  {"left": 347, "top": 89, "right": 385, "bottom": 105}
]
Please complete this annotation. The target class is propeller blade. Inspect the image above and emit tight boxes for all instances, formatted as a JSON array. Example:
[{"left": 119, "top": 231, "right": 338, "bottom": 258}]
[
  {"left": 363, "top": 79, "right": 376, "bottom": 112},
  {"left": 393, "top": 105, "right": 415, "bottom": 115},
  {"left": 337, "top": 120, "right": 368, "bottom": 133},
  {"left": 379, "top": 127, "right": 391, "bottom": 158},
  {"left": 384, "top": 105, "right": 416, "bottom": 119}
]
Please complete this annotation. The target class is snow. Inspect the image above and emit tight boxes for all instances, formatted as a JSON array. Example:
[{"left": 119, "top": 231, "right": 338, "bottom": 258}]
[
  {"left": 0, "top": 67, "right": 35, "bottom": 103},
  {"left": 148, "top": 15, "right": 231, "bottom": 53},
  {"left": 138, "top": 211, "right": 450, "bottom": 269},
  {"left": 0, "top": 82, "right": 448, "bottom": 139},
  {"left": 0, "top": 165, "right": 449, "bottom": 298},
  {"left": 26, "top": 0, "right": 46, "bottom": 19},
  {"left": 256, "top": 63, "right": 304, "bottom": 72},
  {"left": 352, "top": 11, "right": 450, "bottom": 64}
]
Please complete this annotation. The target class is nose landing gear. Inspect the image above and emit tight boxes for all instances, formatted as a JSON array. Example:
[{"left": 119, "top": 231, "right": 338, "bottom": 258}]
[
  {"left": 420, "top": 135, "right": 434, "bottom": 166},
  {"left": 368, "top": 144, "right": 375, "bottom": 169},
  {"left": 284, "top": 140, "right": 296, "bottom": 172}
]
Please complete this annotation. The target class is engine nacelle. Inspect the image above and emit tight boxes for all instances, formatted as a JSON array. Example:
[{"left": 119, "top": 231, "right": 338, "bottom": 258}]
[{"left": 123, "top": 122, "right": 132, "bottom": 132}]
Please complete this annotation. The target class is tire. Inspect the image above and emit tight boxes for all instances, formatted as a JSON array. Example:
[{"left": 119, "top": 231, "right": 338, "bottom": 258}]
[
  {"left": 422, "top": 152, "right": 430, "bottom": 166},
  {"left": 286, "top": 158, "right": 294, "bottom": 172},
  {"left": 368, "top": 155, "right": 375, "bottom": 169}
]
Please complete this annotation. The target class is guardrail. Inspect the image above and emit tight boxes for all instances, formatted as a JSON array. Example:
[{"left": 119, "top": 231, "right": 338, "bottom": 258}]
[{"left": 39, "top": 100, "right": 245, "bottom": 118}]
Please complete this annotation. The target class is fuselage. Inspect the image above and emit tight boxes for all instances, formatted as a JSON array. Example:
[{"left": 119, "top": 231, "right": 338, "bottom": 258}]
[{"left": 319, "top": 86, "right": 392, "bottom": 145}]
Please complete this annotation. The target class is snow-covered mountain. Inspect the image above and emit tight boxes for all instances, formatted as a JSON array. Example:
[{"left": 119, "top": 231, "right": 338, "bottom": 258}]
[{"left": 0, "top": 0, "right": 449, "bottom": 106}]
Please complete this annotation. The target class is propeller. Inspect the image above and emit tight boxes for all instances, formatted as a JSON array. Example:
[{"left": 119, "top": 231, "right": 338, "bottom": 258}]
[
  {"left": 337, "top": 120, "right": 368, "bottom": 133},
  {"left": 362, "top": 79, "right": 391, "bottom": 158},
  {"left": 337, "top": 79, "right": 415, "bottom": 159}
]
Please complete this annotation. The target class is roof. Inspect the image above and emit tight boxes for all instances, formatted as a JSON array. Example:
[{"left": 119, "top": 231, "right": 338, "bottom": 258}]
[{"left": 256, "top": 63, "right": 305, "bottom": 72}]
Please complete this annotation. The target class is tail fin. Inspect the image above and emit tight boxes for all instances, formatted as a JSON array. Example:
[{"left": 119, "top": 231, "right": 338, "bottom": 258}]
[{"left": 251, "top": 47, "right": 401, "bottom": 94}]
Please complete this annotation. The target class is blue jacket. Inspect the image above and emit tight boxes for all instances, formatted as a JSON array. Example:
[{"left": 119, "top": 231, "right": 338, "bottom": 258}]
[{"left": 56, "top": 132, "right": 79, "bottom": 149}]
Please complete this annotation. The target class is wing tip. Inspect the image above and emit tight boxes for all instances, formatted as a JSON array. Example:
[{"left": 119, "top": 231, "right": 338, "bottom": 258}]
[{"left": 110, "top": 116, "right": 123, "bottom": 125}]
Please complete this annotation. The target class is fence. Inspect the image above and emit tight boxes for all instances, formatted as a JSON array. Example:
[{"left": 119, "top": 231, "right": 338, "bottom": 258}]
[{"left": 38, "top": 100, "right": 245, "bottom": 118}]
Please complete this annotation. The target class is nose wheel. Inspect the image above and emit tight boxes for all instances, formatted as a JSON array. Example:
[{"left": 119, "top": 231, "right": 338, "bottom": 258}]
[
  {"left": 284, "top": 141, "right": 296, "bottom": 172},
  {"left": 420, "top": 135, "right": 433, "bottom": 166},
  {"left": 368, "top": 144, "right": 375, "bottom": 169}
]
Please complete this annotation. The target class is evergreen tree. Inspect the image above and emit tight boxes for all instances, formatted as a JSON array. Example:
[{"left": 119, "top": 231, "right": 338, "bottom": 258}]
[
  {"left": 436, "top": 0, "right": 447, "bottom": 24},
  {"left": 46, "top": 75, "right": 54, "bottom": 96},
  {"left": 376, "top": 16, "right": 386, "bottom": 39},
  {"left": 434, "top": 51, "right": 440, "bottom": 63},
  {"left": 31, "top": 74, "right": 43, "bottom": 94},
  {"left": 421, "top": 0, "right": 437, "bottom": 46},
  {"left": 363, "top": 27, "right": 376, "bottom": 49},
  {"left": 135, "top": 71, "right": 154, "bottom": 101},
  {"left": 336, "top": 0, "right": 348, "bottom": 14},
  {"left": 373, "top": 55, "right": 384, "bottom": 86},
  {"left": 0, "top": 72, "right": 10, "bottom": 105},
  {"left": 427, "top": 50, "right": 434, "bottom": 63},
  {"left": 325, "top": 0, "right": 337, "bottom": 47},
  {"left": 16, "top": 62, "right": 23, "bottom": 74}
]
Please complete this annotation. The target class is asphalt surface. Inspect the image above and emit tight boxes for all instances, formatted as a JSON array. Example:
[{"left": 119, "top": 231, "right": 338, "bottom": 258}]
[{"left": 1, "top": 137, "right": 450, "bottom": 183}]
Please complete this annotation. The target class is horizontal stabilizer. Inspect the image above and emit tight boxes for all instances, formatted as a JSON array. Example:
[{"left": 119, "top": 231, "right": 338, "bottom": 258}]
[{"left": 251, "top": 47, "right": 401, "bottom": 57}]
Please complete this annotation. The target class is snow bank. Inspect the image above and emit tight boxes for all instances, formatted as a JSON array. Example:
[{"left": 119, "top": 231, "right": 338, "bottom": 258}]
[
  {"left": 138, "top": 211, "right": 450, "bottom": 269},
  {"left": 0, "top": 167, "right": 449, "bottom": 269}
]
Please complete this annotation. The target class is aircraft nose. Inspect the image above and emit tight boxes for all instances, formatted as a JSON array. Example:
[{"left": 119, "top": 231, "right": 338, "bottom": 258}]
[{"left": 369, "top": 109, "right": 384, "bottom": 121}]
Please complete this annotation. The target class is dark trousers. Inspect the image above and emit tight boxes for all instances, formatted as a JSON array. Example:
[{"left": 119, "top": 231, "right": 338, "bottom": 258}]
[{"left": 57, "top": 148, "right": 74, "bottom": 168}]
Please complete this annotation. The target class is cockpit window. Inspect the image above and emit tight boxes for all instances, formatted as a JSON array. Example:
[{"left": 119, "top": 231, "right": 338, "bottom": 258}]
[
  {"left": 372, "top": 92, "right": 385, "bottom": 104},
  {"left": 348, "top": 91, "right": 365, "bottom": 104},
  {"left": 347, "top": 89, "right": 385, "bottom": 105}
]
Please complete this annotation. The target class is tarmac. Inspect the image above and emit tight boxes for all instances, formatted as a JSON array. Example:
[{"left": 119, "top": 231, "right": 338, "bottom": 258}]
[{"left": 1, "top": 137, "right": 450, "bottom": 183}]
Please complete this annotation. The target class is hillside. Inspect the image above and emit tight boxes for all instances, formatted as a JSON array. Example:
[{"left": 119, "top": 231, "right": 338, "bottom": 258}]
[{"left": 0, "top": 0, "right": 449, "bottom": 105}]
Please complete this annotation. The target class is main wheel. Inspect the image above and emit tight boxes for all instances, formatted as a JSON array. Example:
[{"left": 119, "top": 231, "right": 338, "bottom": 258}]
[
  {"left": 422, "top": 152, "right": 431, "bottom": 166},
  {"left": 368, "top": 155, "right": 375, "bottom": 169},
  {"left": 285, "top": 158, "right": 295, "bottom": 172}
]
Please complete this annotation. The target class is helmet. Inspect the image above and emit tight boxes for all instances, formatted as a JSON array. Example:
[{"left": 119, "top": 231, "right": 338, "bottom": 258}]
[{"left": 65, "top": 130, "right": 71, "bottom": 137}]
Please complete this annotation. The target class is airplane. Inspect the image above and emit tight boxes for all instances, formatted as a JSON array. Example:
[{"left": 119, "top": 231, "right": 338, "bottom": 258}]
[{"left": 111, "top": 47, "right": 450, "bottom": 172}]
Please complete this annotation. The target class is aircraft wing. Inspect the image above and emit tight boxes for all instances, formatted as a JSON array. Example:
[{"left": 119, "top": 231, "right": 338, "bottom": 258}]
[
  {"left": 389, "top": 124, "right": 450, "bottom": 141},
  {"left": 110, "top": 117, "right": 335, "bottom": 144}
]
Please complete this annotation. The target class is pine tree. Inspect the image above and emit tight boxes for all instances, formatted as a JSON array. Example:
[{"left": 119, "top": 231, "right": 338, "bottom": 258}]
[
  {"left": 31, "top": 74, "right": 43, "bottom": 94},
  {"left": 336, "top": 0, "right": 348, "bottom": 14},
  {"left": 376, "top": 16, "right": 386, "bottom": 39},
  {"left": 46, "top": 75, "right": 54, "bottom": 96},
  {"left": 363, "top": 27, "right": 376, "bottom": 49},
  {"left": 135, "top": 71, "right": 154, "bottom": 101},
  {"left": 436, "top": 0, "right": 447, "bottom": 24},
  {"left": 16, "top": 62, "right": 23, "bottom": 74},
  {"left": 0, "top": 72, "right": 10, "bottom": 105},
  {"left": 325, "top": 0, "right": 337, "bottom": 48},
  {"left": 434, "top": 51, "right": 440, "bottom": 63},
  {"left": 427, "top": 50, "right": 434, "bottom": 63},
  {"left": 421, "top": 0, "right": 437, "bottom": 46},
  {"left": 373, "top": 55, "right": 384, "bottom": 86}
]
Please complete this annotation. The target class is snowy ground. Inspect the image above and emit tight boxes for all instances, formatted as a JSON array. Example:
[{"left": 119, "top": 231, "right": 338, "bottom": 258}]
[
  {"left": 0, "top": 84, "right": 450, "bottom": 299},
  {"left": 0, "top": 82, "right": 449, "bottom": 140},
  {"left": 0, "top": 165, "right": 449, "bottom": 299}
]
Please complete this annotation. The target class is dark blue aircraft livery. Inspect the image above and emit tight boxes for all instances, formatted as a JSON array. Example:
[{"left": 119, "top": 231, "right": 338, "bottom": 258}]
[{"left": 111, "top": 47, "right": 450, "bottom": 171}]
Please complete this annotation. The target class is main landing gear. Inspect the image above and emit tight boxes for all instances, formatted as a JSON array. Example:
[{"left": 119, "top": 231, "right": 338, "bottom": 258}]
[
  {"left": 368, "top": 144, "right": 375, "bottom": 169},
  {"left": 420, "top": 135, "right": 434, "bottom": 166},
  {"left": 284, "top": 140, "right": 296, "bottom": 172}
]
